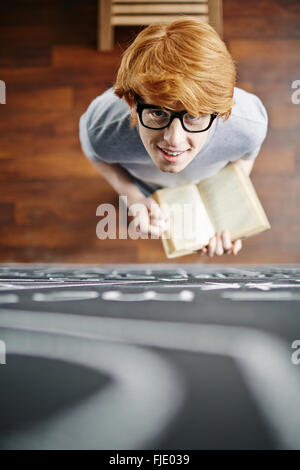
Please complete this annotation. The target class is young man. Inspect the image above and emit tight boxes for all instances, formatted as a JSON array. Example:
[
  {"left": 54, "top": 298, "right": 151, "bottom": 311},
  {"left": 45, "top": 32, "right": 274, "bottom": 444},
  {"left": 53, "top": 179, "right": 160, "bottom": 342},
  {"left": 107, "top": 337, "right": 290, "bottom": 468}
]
[{"left": 79, "top": 19, "right": 268, "bottom": 257}]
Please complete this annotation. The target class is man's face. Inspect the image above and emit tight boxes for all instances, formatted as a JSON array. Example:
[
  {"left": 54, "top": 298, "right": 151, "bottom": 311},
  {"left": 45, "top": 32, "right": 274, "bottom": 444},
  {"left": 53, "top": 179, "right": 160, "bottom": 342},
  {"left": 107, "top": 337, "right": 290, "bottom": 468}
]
[{"left": 131, "top": 100, "right": 212, "bottom": 174}]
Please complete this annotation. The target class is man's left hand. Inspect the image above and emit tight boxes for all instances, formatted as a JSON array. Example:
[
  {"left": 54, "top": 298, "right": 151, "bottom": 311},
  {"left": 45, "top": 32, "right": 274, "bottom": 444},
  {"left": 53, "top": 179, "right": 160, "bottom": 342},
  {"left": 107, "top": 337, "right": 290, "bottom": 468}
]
[{"left": 198, "top": 230, "right": 242, "bottom": 257}]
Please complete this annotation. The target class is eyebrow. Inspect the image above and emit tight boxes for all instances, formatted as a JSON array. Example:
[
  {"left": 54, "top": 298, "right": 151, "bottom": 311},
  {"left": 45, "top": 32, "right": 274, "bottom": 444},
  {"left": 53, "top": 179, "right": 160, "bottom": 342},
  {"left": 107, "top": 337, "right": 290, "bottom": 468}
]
[
  {"left": 135, "top": 95, "right": 184, "bottom": 112},
  {"left": 142, "top": 103, "right": 186, "bottom": 113}
]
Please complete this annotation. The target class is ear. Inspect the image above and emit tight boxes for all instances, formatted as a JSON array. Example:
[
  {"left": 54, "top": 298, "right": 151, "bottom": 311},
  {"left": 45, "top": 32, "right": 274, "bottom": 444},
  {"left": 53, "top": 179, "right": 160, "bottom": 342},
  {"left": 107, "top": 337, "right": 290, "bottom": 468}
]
[
  {"left": 127, "top": 93, "right": 136, "bottom": 117},
  {"left": 130, "top": 105, "right": 137, "bottom": 119},
  {"left": 129, "top": 106, "right": 138, "bottom": 127},
  {"left": 127, "top": 98, "right": 138, "bottom": 126}
]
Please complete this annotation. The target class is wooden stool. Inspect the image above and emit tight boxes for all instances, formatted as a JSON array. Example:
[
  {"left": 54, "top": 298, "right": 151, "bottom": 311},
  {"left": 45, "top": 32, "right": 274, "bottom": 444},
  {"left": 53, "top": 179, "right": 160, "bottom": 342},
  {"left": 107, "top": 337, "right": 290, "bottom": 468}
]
[{"left": 98, "top": 0, "right": 223, "bottom": 51}]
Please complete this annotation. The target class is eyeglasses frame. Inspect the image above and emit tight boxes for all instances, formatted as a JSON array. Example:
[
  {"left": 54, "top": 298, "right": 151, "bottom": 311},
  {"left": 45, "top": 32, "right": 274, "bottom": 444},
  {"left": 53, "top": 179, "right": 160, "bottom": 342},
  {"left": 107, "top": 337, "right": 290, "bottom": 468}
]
[{"left": 136, "top": 102, "right": 218, "bottom": 133}]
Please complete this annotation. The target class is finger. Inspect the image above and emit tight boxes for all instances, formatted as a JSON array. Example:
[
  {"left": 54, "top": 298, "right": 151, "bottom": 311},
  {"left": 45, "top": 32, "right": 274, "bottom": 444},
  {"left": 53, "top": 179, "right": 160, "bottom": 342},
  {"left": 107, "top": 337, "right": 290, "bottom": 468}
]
[
  {"left": 154, "top": 219, "right": 168, "bottom": 230},
  {"left": 198, "top": 246, "right": 208, "bottom": 256},
  {"left": 232, "top": 239, "right": 242, "bottom": 255},
  {"left": 133, "top": 209, "right": 149, "bottom": 229},
  {"left": 149, "top": 225, "right": 161, "bottom": 239},
  {"left": 222, "top": 230, "right": 232, "bottom": 254},
  {"left": 139, "top": 221, "right": 161, "bottom": 238},
  {"left": 208, "top": 236, "right": 217, "bottom": 257},
  {"left": 147, "top": 198, "right": 162, "bottom": 221},
  {"left": 131, "top": 210, "right": 153, "bottom": 238},
  {"left": 148, "top": 219, "right": 166, "bottom": 238},
  {"left": 150, "top": 216, "right": 169, "bottom": 235},
  {"left": 215, "top": 232, "right": 224, "bottom": 256}
]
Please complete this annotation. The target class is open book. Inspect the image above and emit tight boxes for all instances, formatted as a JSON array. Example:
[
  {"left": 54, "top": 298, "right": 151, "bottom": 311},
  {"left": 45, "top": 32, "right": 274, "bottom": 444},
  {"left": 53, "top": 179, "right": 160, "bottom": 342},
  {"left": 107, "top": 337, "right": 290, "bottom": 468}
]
[{"left": 151, "top": 163, "right": 271, "bottom": 259}]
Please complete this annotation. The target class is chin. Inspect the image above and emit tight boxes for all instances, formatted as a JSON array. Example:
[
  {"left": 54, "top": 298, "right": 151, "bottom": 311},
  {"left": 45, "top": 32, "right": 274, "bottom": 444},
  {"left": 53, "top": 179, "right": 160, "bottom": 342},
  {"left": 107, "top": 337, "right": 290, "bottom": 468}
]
[{"left": 164, "top": 166, "right": 182, "bottom": 174}]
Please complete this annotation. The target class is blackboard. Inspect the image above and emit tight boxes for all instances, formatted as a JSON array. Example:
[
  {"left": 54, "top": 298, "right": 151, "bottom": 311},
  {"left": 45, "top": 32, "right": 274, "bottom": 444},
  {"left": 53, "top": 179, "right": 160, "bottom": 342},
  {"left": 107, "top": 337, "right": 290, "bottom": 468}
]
[{"left": 0, "top": 263, "right": 300, "bottom": 449}]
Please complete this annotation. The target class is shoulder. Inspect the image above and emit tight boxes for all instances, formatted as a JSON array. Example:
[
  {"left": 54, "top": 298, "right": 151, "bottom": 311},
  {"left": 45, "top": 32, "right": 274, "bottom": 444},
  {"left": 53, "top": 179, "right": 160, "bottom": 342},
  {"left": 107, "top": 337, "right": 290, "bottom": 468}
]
[
  {"left": 83, "top": 87, "right": 130, "bottom": 133},
  {"left": 79, "top": 88, "right": 140, "bottom": 162},
  {"left": 229, "top": 87, "right": 268, "bottom": 146},
  {"left": 203, "top": 87, "right": 268, "bottom": 163}
]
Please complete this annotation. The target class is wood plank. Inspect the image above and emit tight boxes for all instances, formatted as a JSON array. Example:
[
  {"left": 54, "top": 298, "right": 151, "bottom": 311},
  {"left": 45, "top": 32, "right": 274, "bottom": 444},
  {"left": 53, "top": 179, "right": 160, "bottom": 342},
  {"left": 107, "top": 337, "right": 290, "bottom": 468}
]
[
  {"left": 0, "top": 65, "right": 118, "bottom": 89},
  {"left": 0, "top": 245, "right": 138, "bottom": 263},
  {"left": 5, "top": 87, "right": 73, "bottom": 111},
  {"left": 51, "top": 46, "right": 121, "bottom": 68},
  {"left": 229, "top": 39, "right": 300, "bottom": 64},
  {"left": 0, "top": 222, "right": 140, "bottom": 250},
  {"left": 254, "top": 147, "right": 295, "bottom": 174},
  {"left": 113, "top": 4, "right": 208, "bottom": 14},
  {"left": 269, "top": 106, "right": 300, "bottom": 130},
  {"left": 99, "top": 0, "right": 113, "bottom": 51},
  {"left": 0, "top": 203, "right": 14, "bottom": 224},
  {"left": 114, "top": 0, "right": 207, "bottom": 3},
  {"left": 0, "top": 178, "right": 115, "bottom": 204},
  {"left": 112, "top": 14, "right": 209, "bottom": 25},
  {"left": 208, "top": 0, "right": 223, "bottom": 36},
  {"left": 0, "top": 152, "right": 99, "bottom": 180}
]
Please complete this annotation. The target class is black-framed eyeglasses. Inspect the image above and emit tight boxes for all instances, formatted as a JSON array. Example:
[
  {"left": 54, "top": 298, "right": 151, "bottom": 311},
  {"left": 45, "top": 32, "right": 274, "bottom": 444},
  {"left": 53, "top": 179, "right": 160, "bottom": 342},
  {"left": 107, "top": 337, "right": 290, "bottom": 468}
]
[{"left": 136, "top": 102, "right": 218, "bottom": 133}]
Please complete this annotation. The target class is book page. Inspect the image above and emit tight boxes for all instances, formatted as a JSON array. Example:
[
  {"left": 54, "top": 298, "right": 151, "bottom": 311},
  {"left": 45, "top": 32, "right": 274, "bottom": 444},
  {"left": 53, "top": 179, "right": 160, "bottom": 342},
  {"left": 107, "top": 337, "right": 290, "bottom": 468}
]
[
  {"left": 153, "top": 184, "right": 215, "bottom": 254},
  {"left": 197, "top": 163, "right": 270, "bottom": 240}
]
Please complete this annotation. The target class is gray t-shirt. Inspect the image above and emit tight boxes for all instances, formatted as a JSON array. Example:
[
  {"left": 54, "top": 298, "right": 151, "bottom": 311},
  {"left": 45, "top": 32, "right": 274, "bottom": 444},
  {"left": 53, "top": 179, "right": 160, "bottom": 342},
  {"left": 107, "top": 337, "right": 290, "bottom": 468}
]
[{"left": 79, "top": 87, "right": 268, "bottom": 196}]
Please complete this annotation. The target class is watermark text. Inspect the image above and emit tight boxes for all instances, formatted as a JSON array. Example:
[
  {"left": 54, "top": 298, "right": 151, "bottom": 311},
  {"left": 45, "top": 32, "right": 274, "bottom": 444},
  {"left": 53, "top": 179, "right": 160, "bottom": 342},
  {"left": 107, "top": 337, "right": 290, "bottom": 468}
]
[
  {"left": 96, "top": 196, "right": 202, "bottom": 241},
  {"left": 291, "top": 80, "right": 300, "bottom": 104},
  {"left": 0, "top": 340, "right": 6, "bottom": 365},
  {"left": 291, "top": 340, "right": 300, "bottom": 365},
  {"left": 0, "top": 80, "right": 6, "bottom": 104}
]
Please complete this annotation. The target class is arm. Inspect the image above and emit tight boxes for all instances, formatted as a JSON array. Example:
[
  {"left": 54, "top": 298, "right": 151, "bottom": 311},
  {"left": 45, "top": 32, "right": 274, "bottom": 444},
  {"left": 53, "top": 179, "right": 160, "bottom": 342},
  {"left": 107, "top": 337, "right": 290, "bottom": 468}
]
[
  {"left": 89, "top": 160, "right": 167, "bottom": 237},
  {"left": 90, "top": 160, "right": 144, "bottom": 207}
]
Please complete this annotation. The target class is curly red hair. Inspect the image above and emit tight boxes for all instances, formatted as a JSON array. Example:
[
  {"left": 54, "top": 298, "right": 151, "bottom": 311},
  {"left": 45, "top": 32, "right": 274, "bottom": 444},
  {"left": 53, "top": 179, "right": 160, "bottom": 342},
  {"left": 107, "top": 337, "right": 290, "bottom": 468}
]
[{"left": 114, "top": 18, "right": 236, "bottom": 126}]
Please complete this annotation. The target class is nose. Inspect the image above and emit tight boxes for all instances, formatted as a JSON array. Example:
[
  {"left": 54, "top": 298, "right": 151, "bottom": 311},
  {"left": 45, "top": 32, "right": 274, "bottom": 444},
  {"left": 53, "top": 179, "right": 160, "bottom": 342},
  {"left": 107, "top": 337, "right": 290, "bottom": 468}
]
[{"left": 162, "top": 117, "right": 186, "bottom": 148}]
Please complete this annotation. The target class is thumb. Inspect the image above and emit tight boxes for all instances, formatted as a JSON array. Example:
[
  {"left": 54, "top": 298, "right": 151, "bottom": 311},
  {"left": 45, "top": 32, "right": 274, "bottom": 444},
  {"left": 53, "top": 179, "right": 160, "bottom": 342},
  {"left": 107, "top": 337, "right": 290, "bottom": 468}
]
[{"left": 146, "top": 197, "right": 163, "bottom": 221}]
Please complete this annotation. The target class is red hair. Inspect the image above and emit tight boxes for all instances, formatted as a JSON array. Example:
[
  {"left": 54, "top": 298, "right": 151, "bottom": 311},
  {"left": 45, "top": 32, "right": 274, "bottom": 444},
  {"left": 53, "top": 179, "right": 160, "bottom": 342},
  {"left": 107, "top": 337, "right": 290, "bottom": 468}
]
[{"left": 114, "top": 18, "right": 236, "bottom": 126}]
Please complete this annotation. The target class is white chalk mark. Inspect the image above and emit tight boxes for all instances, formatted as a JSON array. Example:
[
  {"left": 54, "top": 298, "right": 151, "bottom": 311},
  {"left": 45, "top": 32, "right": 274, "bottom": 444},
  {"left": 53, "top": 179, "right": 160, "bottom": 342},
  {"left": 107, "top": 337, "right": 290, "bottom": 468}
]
[
  {"left": 193, "top": 274, "right": 212, "bottom": 279},
  {"left": 106, "top": 274, "right": 157, "bottom": 280},
  {"left": 0, "top": 280, "right": 159, "bottom": 291},
  {"left": 0, "top": 328, "right": 183, "bottom": 450},
  {"left": 226, "top": 268, "right": 266, "bottom": 277},
  {"left": 102, "top": 289, "right": 194, "bottom": 302},
  {"left": 102, "top": 291, "right": 121, "bottom": 300},
  {"left": 200, "top": 282, "right": 241, "bottom": 291},
  {"left": 33, "top": 291, "right": 100, "bottom": 302},
  {"left": 245, "top": 282, "right": 300, "bottom": 291},
  {"left": 0, "top": 294, "right": 19, "bottom": 303},
  {"left": 222, "top": 292, "right": 300, "bottom": 301},
  {"left": 179, "top": 290, "right": 194, "bottom": 301},
  {"left": 0, "top": 283, "right": 27, "bottom": 290}
]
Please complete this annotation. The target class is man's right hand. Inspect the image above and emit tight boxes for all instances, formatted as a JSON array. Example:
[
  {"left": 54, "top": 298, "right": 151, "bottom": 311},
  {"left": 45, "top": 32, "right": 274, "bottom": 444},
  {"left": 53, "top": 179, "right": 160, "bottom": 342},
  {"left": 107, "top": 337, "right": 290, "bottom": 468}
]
[{"left": 127, "top": 195, "right": 169, "bottom": 239}]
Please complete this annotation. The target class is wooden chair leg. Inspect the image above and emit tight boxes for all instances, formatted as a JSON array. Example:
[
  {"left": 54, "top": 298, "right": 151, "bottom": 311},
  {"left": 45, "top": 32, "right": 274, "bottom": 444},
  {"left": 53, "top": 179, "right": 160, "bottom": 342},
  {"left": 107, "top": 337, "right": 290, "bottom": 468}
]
[
  {"left": 98, "top": 0, "right": 113, "bottom": 51},
  {"left": 208, "top": 0, "right": 223, "bottom": 37}
]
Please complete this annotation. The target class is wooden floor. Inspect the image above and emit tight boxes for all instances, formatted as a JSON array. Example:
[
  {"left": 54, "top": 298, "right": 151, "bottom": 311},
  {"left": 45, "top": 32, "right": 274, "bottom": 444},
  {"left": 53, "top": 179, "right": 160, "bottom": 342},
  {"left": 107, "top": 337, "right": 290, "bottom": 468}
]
[{"left": 0, "top": 0, "right": 299, "bottom": 264}]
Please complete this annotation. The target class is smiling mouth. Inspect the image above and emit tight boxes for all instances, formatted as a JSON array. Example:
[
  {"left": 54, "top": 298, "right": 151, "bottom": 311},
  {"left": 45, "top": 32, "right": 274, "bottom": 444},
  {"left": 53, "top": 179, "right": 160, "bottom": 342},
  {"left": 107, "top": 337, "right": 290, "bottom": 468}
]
[
  {"left": 157, "top": 146, "right": 189, "bottom": 158},
  {"left": 157, "top": 146, "right": 186, "bottom": 157}
]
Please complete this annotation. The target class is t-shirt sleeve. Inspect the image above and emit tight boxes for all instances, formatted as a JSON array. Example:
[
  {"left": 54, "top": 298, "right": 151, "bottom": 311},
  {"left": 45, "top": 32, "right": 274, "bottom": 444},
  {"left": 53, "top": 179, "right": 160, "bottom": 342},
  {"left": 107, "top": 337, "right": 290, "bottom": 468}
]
[
  {"left": 240, "top": 94, "right": 268, "bottom": 161},
  {"left": 79, "top": 112, "right": 105, "bottom": 163},
  {"left": 240, "top": 143, "right": 265, "bottom": 161}
]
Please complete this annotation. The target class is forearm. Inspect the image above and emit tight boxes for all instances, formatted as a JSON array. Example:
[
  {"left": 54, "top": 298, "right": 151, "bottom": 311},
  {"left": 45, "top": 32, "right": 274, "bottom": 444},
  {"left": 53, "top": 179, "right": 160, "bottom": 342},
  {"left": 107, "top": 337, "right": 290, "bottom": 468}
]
[
  {"left": 89, "top": 159, "right": 167, "bottom": 237},
  {"left": 89, "top": 160, "right": 144, "bottom": 205}
]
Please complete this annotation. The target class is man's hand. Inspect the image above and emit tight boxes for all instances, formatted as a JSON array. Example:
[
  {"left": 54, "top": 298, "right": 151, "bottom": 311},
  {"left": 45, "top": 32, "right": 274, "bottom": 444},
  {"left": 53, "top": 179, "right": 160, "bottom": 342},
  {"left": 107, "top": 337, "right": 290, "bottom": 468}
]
[
  {"left": 198, "top": 230, "right": 243, "bottom": 257},
  {"left": 127, "top": 195, "right": 169, "bottom": 238}
]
